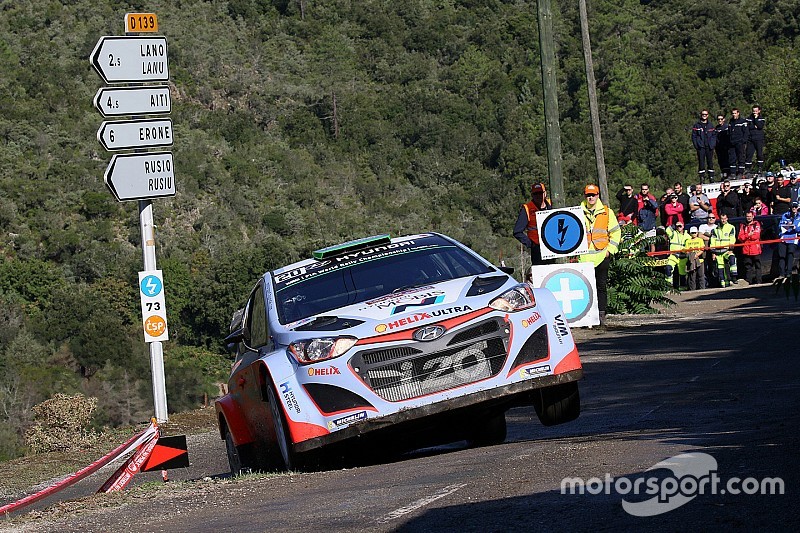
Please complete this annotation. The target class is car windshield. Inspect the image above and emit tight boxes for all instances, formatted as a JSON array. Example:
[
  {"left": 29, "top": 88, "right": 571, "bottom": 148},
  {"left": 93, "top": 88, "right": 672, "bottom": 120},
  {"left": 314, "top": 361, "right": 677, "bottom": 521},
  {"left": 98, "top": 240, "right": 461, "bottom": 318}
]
[{"left": 273, "top": 236, "right": 493, "bottom": 324}]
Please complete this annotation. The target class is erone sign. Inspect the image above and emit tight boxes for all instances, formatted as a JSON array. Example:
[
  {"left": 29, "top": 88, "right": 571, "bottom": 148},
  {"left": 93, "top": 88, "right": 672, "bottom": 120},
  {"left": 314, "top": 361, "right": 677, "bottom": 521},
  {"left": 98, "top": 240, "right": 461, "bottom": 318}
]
[{"left": 97, "top": 118, "right": 174, "bottom": 151}]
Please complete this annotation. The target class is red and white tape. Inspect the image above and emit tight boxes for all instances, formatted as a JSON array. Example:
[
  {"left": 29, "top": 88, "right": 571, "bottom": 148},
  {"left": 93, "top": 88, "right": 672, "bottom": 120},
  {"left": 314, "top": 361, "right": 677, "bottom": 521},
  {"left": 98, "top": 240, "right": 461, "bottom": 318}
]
[{"left": 0, "top": 421, "right": 159, "bottom": 515}]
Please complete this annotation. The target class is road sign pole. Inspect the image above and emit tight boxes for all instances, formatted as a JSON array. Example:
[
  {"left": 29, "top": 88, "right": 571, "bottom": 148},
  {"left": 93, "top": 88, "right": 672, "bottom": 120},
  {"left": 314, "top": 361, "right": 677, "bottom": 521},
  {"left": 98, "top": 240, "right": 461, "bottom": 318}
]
[{"left": 140, "top": 199, "right": 168, "bottom": 422}]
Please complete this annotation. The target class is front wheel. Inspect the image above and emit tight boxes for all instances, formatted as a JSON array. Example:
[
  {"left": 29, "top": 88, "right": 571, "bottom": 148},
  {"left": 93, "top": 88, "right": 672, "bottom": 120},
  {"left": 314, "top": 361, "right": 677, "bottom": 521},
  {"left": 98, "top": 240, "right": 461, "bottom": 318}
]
[
  {"left": 466, "top": 411, "right": 507, "bottom": 447},
  {"left": 265, "top": 379, "right": 295, "bottom": 471},
  {"left": 533, "top": 381, "right": 580, "bottom": 426},
  {"left": 224, "top": 425, "right": 254, "bottom": 476}
]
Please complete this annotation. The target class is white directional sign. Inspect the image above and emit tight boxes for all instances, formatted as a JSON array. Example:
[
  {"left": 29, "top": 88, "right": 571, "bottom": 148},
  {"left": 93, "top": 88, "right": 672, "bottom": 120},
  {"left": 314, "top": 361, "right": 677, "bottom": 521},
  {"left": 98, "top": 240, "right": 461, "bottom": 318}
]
[
  {"left": 104, "top": 152, "right": 176, "bottom": 202},
  {"left": 93, "top": 86, "right": 171, "bottom": 117},
  {"left": 90, "top": 36, "right": 169, "bottom": 83},
  {"left": 97, "top": 119, "right": 173, "bottom": 151},
  {"left": 139, "top": 270, "right": 169, "bottom": 342}
]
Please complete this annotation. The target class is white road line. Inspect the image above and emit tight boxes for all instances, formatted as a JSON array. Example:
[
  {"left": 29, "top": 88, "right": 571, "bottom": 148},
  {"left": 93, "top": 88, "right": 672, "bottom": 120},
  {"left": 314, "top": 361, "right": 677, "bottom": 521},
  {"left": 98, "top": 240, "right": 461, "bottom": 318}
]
[{"left": 378, "top": 483, "right": 467, "bottom": 523}]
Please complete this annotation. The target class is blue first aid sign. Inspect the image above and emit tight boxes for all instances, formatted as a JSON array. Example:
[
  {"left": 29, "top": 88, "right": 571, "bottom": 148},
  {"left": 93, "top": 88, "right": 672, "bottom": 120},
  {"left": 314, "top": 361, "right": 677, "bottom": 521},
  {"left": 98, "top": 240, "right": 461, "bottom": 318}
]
[
  {"left": 139, "top": 270, "right": 168, "bottom": 342},
  {"left": 536, "top": 206, "right": 589, "bottom": 260},
  {"left": 531, "top": 264, "right": 599, "bottom": 328}
]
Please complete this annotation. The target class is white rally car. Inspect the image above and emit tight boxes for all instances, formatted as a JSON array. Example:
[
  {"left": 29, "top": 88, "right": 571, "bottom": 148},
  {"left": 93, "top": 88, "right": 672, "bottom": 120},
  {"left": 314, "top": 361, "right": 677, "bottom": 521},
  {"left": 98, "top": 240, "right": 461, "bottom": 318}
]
[{"left": 216, "top": 233, "right": 582, "bottom": 472}]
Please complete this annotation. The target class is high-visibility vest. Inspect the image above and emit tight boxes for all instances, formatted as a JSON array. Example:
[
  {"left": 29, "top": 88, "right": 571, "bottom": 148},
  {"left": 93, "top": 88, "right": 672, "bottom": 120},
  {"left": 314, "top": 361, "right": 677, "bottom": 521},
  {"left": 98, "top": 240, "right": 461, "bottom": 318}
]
[
  {"left": 667, "top": 227, "right": 690, "bottom": 252},
  {"left": 523, "top": 201, "right": 550, "bottom": 245},
  {"left": 710, "top": 223, "right": 736, "bottom": 249},
  {"left": 579, "top": 200, "right": 621, "bottom": 267}
]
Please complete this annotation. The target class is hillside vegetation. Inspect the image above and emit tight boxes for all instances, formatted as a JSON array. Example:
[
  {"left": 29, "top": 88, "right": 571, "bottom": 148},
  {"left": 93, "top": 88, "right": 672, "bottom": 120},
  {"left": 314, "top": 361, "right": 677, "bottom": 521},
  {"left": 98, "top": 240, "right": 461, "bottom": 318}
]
[{"left": 1, "top": 0, "right": 798, "bottom": 459}]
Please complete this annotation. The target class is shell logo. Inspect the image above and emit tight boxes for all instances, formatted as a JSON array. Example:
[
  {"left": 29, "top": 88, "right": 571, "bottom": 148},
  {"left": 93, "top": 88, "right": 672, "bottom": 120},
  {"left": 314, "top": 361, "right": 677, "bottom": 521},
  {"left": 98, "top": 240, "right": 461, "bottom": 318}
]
[
  {"left": 521, "top": 312, "right": 541, "bottom": 328},
  {"left": 374, "top": 323, "right": 388, "bottom": 333}
]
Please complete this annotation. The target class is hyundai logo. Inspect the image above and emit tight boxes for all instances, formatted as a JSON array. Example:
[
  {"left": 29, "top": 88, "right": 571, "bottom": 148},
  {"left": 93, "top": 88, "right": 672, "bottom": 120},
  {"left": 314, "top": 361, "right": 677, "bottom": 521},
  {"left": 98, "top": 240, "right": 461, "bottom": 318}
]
[{"left": 413, "top": 325, "right": 446, "bottom": 342}]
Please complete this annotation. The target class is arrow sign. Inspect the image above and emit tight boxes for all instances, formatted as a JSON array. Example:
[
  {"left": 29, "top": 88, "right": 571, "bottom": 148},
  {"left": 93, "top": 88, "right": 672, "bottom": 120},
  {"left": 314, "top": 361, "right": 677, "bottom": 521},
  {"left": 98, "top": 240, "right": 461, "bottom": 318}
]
[
  {"left": 97, "top": 119, "right": 173, "bottom": 151},
  {"left": 90, "top": 36, "right": 169, "bottom": 83},
  {"left": 94, "top": 86, "right": 171, "bottom": 117},
  {"left": 104, "top": 152, "right": 176, "bottom": 202}
]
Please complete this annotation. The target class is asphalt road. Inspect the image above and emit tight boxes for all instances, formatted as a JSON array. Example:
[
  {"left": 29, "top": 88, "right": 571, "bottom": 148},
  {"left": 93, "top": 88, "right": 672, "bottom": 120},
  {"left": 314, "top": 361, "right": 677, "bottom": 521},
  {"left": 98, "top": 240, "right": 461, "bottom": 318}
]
[{"left": 6, "top": 284, "right": 798, "bottom": 532}]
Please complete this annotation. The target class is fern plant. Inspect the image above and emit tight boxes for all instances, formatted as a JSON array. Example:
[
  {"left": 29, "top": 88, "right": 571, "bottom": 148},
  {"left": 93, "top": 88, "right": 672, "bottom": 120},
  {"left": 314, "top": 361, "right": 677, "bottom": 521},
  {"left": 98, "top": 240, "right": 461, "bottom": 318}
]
[{"left": 607, "top": 225, "right": 676, "bottom": 314}]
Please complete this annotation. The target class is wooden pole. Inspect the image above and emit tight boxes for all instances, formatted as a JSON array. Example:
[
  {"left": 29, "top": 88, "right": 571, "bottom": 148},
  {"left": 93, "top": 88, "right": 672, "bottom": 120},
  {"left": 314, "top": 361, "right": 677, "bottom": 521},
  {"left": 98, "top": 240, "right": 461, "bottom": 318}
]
[{"left": 537, "top": 0, "right": 565, "bottom": 208}]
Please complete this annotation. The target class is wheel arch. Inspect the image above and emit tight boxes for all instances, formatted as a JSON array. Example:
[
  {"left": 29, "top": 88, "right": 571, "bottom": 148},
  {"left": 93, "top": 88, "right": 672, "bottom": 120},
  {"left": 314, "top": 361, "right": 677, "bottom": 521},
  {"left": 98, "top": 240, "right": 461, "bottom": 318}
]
[{"left": 215, "top": 395, "right": 255, "bottom": 447}]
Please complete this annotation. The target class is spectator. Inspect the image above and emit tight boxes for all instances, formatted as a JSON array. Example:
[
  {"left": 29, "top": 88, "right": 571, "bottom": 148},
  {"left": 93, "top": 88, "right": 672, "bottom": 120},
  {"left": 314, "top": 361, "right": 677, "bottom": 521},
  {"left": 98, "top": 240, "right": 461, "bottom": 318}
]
[
  {"left": 673, "top": 182, "right": 691, "bottom": 217},
  {"left": 745, "top": 105, "right": 766, "bottom": 175},
  {"left": 634, "top": 183, "right": 659, "bottom": 231},
  {"left": 739, "top": 182, "right": 756, "bottom": 213},
  {"left": 773, "top": 176, "right": 793, "bottom": 216},
  {"left": 615, "top": 185, "right": 638, "bottom": 225},
  {"left": 685, "top": 226, "right": 705, "bottom": 290},
  {"left": 711, "top": 212, "right": 738, "bottom": 287},
  {"left": 738, "top": 211, "right": 763, "bottom": 284},
  {"left": 729, "top": 108, "right": 749, "bottom": 177},
  {"left": 579, "top": 184, "right": 621, "bottom": 326},
  {"left": 691, "top": 109, "right": 717, "bottom": 182},
  {"left": 776, "top": 202, "right": 800, "bottom": 281},
  {"left": 663, "top": 194, "right": 685, "bottom": 227},
  {"left": 750, "top": 196, "right": 769, "bottom": 216},
  {"left": 659, "top": 188, "right": 675, "bottom": 226},
  {"left": 514, "top": 182, "right": 553, "bottom": 266},
  {"left": 665, "top": 221, "right": 690, "bottom": 289},
  {"left": 698, "top": 213, "right": 717, "bottom": 286},
  {"left": 689, "top": 183, "right": 712, "bottom": 224},
  {"left": 790, "top": 173, "right": 800, "bottom": 204},
  {"left": 714, "top": 114, "right": 732, "bottom": 178},
  {"left": 716, "top": 180, "right": 742, "bottom": 218},
  {"left": 757, "top": 172, "right": 777, "bottom": 212}
]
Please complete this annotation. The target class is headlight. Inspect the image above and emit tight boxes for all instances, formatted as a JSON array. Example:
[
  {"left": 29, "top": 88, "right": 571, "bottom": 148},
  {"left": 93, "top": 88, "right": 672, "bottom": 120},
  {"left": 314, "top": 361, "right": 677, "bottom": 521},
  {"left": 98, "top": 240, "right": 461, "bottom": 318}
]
[
  {"left": 288, "top": 336, "right": 357, "bottom": 364},
  {"left": 489, "top": 283, "right": 536, "bottom": 312}
]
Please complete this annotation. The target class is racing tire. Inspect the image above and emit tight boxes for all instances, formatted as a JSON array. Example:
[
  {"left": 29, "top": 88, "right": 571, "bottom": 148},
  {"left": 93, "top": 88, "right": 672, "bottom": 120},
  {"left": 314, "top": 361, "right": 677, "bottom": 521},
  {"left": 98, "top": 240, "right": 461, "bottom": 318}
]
[
  {"left": 224, "top": 424, "right": 254, "bottom": 476},
  {"left": 265, "top": 379, "right": 295, "bottom": 471},
  {"left": 533, "top": 381, "right": 580, "bottom": 426},
  {"left": 466, "top": 411, "right": 507, "bottom": 447}
]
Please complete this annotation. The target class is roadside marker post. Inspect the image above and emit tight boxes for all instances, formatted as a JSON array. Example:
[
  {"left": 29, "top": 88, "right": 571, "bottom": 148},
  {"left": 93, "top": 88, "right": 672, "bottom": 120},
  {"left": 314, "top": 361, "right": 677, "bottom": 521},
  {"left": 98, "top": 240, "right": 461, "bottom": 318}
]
[{"left": 90, "top": 13, "right": 173, "bottom": 423}]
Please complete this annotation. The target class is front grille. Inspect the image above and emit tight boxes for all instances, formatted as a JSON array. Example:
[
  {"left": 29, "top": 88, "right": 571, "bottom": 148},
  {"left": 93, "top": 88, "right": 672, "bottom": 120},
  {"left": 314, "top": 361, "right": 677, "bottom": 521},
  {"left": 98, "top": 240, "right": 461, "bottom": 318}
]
[{"left": 352, "top": 315, "right": 510, "bottom": 402}]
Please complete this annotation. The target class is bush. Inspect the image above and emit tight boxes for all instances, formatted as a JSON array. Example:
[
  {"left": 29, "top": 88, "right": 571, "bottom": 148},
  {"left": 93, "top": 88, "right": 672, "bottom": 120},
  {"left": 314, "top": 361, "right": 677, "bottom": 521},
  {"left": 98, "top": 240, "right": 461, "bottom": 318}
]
[{"left": 24, "top": 393, "right": 98, "bottom": 454}]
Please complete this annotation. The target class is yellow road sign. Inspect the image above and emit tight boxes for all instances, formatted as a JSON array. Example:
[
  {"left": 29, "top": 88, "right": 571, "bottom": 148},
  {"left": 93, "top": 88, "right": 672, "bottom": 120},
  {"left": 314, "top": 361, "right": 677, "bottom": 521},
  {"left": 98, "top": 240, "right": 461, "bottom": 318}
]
[{"left": 126, "top": 13, "right": 158, "bottom": 33}]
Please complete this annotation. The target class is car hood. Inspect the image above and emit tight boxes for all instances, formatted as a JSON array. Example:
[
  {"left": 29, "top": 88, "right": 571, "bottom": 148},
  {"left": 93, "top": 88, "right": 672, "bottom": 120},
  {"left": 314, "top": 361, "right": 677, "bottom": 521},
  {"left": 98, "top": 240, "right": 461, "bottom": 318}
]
[{"left": 275, "top": 274, "right": 514, "bottom": 341}]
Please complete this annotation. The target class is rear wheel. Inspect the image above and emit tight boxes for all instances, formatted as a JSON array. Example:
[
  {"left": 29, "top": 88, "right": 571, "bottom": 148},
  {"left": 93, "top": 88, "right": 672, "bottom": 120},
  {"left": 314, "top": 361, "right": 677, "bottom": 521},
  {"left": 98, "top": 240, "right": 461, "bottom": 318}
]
[
  {"left": 533, "top": 381, "right": 580, "bottom": 426},
  {"left": 224, "top": 424, "right": 253, "bottom": 476},
  {"left": 466, "top": 411, "right": 507, "bottom": 447}
]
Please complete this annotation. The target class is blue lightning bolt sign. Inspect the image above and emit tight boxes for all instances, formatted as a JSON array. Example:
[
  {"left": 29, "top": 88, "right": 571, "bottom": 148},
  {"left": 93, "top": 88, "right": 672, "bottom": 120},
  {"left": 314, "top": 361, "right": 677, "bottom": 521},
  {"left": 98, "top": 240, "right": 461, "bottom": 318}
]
[{"left": 537, "top": 207, "right": 588, "bottom": 260}]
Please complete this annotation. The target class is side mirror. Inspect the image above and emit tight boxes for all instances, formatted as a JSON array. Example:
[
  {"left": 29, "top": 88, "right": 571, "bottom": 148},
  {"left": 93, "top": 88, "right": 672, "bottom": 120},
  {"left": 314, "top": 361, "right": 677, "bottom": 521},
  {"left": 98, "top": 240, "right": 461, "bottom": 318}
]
[
  {"left": 224, "top": 327, "right": 245, "bottom": 354},
  {"left": 498, "top": 266, "right": 515, "bottom": 275}
]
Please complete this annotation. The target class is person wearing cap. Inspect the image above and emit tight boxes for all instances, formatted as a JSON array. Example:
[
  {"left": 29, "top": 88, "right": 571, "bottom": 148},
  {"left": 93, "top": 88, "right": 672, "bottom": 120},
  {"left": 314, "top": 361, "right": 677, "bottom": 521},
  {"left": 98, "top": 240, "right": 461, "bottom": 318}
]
[
  {"left": 711, "top": 213, "right": 738, "bottom": 287},
  {"left": 776, "top": 201, "right": 800, "bottom": 281},
  {"left": 665, "top": 221, "right": 690, "bottom": 289},
  {"left": 615, "top": 184, "right": 637, "bottom": 225},
  {"left": 579, "top": 184, "right": 621, "bottom": 325},
  {"left": 692, "top": 109, "right": 717, "bottom": 182},
  {"left": 685, "top": 226, "right": 706, "bottom": 290},
  {"left": 745, "top": 105, "right": 766, "bottom": 175},
  {"left": 757, "top": 171, "right": 777, "bottom": 211},
  {"left": 729, "top": 108, "right": 749, "bottom": 177},
  {"left": 698, "top": 213, "right": 718, "bottom": 287},
  {"left": 738, "top": 211, "right": 763, "bottom": 285},
  {"left": 663, "top": 193, "right": 685, "bottom": 227},
  {"left": 513, "top": 182, "right": 553, "bottom": 266},
  {"left": 790, "top": 173, "right": 800, "bottom": 205}
]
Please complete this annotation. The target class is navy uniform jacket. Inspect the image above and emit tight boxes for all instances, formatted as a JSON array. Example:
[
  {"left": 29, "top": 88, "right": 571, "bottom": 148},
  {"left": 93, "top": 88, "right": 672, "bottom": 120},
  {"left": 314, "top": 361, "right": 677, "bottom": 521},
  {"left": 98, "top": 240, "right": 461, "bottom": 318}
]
[
  {"left": 692, "top": 120, "right": 717, "bottom": 149},
  {"left": 729, "top": 116, "right": 749, "bottom": 145},
  {"left": 746, "top": 113, "right": 765, "bottom": 142}
]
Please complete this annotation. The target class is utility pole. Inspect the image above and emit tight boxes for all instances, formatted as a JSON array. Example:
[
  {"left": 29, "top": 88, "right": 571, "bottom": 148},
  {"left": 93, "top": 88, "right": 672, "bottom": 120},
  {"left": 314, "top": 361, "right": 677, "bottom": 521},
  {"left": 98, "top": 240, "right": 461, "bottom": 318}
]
[
  {"left": 537, "top": 0, "right": 565, "bottom": 208},
  {"left": 578, "top": 0, "right": 609, "bottom": 202}
]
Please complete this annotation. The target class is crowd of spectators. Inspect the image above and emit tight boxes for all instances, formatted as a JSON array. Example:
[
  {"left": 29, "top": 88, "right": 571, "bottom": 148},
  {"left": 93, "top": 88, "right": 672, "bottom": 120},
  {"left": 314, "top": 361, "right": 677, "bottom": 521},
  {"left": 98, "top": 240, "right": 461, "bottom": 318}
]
[{"left": 616, "top": 172, "right": 800, "bottom": 289}]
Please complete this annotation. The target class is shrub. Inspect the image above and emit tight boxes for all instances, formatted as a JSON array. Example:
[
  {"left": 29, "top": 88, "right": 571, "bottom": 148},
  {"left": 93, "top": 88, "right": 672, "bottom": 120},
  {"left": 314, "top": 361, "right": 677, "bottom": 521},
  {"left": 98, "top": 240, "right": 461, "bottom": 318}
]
[{"left": 24, "top": 393, "right": 98, "bottom": 453}]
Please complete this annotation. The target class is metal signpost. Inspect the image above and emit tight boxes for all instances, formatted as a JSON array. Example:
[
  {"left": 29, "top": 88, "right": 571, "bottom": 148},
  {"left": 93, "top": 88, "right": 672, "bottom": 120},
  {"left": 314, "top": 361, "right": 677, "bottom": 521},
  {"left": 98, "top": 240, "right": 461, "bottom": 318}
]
[{"left": 90, "top": 14, "right": 172, "bottom": 422}]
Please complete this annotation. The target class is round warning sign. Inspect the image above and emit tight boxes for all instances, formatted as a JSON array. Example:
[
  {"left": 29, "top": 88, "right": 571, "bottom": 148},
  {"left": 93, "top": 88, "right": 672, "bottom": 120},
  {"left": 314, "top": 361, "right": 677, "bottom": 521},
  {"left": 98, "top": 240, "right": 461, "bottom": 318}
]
[{"left": 540, "top": 210, "right": 586, "bottom": 256}]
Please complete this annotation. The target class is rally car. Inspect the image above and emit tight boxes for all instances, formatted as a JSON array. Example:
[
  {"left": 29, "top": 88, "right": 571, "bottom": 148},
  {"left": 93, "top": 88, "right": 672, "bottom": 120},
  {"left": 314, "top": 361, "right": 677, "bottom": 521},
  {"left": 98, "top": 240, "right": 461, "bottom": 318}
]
[{"left": 216, "top": 233, "right": 582, "bottom": 473}]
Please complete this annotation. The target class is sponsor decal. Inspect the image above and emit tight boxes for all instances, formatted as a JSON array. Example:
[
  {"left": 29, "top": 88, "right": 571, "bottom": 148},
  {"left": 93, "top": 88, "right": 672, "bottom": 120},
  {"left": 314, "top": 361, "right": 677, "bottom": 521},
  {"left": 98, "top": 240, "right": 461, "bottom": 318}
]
[
  {"left": 374, "top": 306, "right": 473, "bottom": 333},
  {"left": 327, "top": 410, "right": 368, "bottom": 430},
  {"left": 519, "top": 364, "right": 551, "bottom": 379},
  {"left": 307, "top": 366, "right": 341, "bottom": 377},
  {"left": 391, "top": 295, "right": 445, "bottom": 314},
  {"left": 362, "top": 289, "right": 442, "bottom": 309},
  {"left": 279, "top": 382, "right": 301, "bottom": 414},
  {"left": 553, "top": 314, "right": 568, "bottom": 344},
  {"left": 521, "top": 312, "right": 542, "bottom": 328}
]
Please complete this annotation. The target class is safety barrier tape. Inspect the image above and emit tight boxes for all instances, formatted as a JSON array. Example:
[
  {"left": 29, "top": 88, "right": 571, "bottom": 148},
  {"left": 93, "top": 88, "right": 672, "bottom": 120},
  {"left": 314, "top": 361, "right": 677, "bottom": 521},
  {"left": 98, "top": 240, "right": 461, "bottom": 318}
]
[
  {"left": 0, "top": 421, "right": 159, "bottom": 516},
  {"left": 98, "top": 431, "right": 160, "bottom": 493},
  {"left": 645, "top": 236, "right": 798, "bottom": 257}
]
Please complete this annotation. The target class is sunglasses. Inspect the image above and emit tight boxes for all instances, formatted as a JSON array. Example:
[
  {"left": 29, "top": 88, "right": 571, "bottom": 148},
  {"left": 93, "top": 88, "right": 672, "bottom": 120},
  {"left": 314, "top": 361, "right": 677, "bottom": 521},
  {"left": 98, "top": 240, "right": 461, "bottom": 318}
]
[{"left": 585, "top": 193, "right": 598, "bottom": 198}]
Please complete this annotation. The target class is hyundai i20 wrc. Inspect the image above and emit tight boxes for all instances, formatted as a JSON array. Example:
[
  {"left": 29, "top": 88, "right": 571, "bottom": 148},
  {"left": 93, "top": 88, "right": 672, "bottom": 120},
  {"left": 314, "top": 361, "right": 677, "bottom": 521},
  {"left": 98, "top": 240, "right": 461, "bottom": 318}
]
[{"left": 216, "top": 233, "right": 583, "bottom": 473}]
